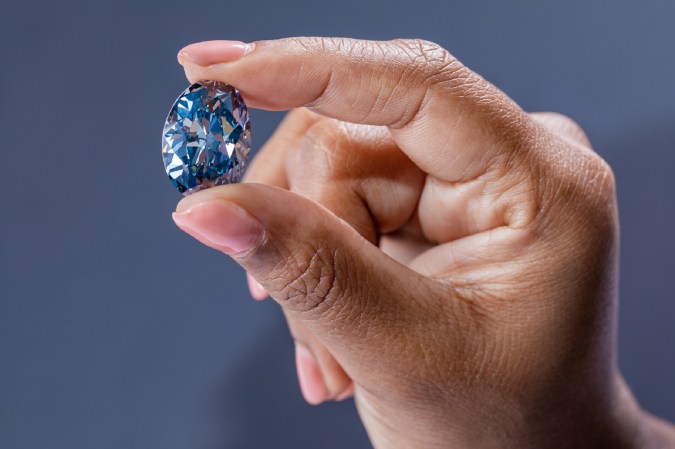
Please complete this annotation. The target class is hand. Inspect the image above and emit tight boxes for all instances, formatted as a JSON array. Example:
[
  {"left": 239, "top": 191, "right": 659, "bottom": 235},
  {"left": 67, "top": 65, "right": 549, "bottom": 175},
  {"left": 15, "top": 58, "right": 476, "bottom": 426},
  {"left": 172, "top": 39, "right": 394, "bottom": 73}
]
[{"left": 172, "top": 38, "right": 675, "bottom": 448}]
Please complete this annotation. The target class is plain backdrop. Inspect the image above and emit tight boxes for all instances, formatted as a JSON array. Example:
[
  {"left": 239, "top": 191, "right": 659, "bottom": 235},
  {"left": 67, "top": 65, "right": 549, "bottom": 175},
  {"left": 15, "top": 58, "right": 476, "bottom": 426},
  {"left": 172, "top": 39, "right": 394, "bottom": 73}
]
[{"left": 1, "top": 1, "right": 674, "bottom": 448}]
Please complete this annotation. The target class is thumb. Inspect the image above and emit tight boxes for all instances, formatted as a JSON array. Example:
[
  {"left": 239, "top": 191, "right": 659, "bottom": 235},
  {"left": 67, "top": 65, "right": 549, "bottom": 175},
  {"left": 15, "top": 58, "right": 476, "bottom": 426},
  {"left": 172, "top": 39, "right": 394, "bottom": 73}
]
[{"left": 172, "top": 183, "right": 444, "bottom": 375}]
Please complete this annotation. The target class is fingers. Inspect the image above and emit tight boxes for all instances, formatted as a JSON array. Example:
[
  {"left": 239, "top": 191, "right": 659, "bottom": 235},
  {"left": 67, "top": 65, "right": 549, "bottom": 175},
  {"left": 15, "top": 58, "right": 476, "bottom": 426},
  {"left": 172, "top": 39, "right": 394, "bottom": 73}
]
[
  {"left": 243, "top": 109, "right": 355, "bottom": 402},
  {"left": 290, "top": 318, "right": 353, "bottom": 404},
  {"left": 285, "top": 119, "right": 425, "bottom": 242},
  {"left": 178, "top": 37, "right": 535, "bottom": 183},
  {"left": 172, "top": 183, "right": 461, "bottom": 383},
  {"left": 278, "top": 120, "right": 421, "bottom": 402}
]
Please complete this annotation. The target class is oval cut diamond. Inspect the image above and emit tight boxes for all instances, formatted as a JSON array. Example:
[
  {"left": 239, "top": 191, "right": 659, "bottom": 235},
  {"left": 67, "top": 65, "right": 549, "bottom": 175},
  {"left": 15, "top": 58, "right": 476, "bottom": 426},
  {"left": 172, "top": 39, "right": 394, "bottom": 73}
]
[{"left": 162, "top": 81, "right": 251, "bottom": 194}]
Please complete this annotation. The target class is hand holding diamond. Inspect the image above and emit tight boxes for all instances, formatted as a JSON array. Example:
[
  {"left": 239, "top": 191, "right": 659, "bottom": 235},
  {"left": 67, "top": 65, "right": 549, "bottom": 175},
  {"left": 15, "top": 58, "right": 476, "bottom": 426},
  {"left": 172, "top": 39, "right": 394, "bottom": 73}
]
[{"left": 171, "top": 38, "right": 675, "bottom": 449}]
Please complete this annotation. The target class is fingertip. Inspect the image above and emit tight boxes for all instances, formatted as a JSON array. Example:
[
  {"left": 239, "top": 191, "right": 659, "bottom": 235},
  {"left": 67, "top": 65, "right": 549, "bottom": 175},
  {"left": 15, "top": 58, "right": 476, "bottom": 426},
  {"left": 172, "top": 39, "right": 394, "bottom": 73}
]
[
  {"left": 295, "top": 343, "right": 329, "bottom": 405},
  {"left": 171, "top": 195, "right": 264, "bottom": 255},
  {"left": 247, "top": 273, "right": 269, "bottom": 300}
]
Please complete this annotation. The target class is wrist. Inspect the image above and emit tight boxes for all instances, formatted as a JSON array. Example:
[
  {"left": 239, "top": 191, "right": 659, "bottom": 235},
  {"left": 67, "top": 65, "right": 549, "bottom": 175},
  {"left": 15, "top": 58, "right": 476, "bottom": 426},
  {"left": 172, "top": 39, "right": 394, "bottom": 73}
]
[
  {"left": 359, "top": 372, "right": 675, "bottom": 449},
  {"left": 517, "top": 374, "right": 675, "bottom": 449},
  {"left": 461, "top": 374, "right": 660, "bottom": 449}
]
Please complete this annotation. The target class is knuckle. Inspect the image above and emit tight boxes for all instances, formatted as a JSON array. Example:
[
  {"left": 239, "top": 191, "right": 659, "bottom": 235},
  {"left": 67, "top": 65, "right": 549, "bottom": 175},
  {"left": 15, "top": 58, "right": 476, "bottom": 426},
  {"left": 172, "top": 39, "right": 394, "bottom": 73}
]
[
  {"left": 558, "top": 147, "right": 617, "bottom": 206},
  {"left": 286, "top": 36, "right": 342, "bottom": 53},
  {"left": 391, "top": 38, "right": 465, "bottom": 86},
  {"left": 291, "top": 37, "right": 356, "bottom": 108},
  {"left": 298, "top": 118, "right": 352, "bottom": 173},
  {"left": 271, "top": 241, "right": 347, "bottom": 317},
  {"left": 536, "top": 147, "right": 618, "bottom": 235},
  {"left": 304, "top": 117, "right": 344, "bottom": 149},
  {"left": 519, "top": 118, "right": 619, "bottom": 239},
  {"left": 387, "top": 38, "right": 500, "bottom": 130}
]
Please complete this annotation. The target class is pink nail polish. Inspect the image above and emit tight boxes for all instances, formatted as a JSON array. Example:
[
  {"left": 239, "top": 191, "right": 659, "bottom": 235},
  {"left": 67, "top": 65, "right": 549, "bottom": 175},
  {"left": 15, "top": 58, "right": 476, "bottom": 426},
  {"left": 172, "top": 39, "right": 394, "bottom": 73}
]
[
  {"left": 172, "top": 200, "right": 263, "bottom": 255},
  {"left": 178, "top": 40, "right": 254, "bottom": 66},
  {"left": 295, "top": 344, "right": 329, "bottom": 405}
]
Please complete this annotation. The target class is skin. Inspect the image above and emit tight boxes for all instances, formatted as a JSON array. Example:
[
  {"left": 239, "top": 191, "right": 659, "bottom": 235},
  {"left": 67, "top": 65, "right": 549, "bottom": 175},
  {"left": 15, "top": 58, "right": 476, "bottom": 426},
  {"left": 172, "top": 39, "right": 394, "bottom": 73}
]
[{"left": 171, "top": 37, "right": 675, "bottom": 448}]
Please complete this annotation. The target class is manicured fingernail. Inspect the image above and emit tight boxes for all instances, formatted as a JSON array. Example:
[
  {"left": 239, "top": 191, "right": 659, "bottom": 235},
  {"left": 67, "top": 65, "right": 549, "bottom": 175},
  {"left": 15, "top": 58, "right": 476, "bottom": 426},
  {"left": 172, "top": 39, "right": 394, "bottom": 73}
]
[
  {"left": 295, "top": 344, "right": 329, "bottom": 405},
  {"left": 172, "top": 200, "right": 263, "bottom": 255},
  {"left": 335, "top": 384, "right": 354, "bottom": 401},
  {"left": 246, "top": 273, "right": 268, "bottom": 301},
  {"left": 178, "top": 40, "right": 254, "bottom": 66}
]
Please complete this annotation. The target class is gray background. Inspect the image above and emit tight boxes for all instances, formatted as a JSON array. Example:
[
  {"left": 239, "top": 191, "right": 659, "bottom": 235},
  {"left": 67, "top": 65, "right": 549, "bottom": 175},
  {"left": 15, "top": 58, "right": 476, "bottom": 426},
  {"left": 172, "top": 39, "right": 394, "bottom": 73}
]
[{"left": 0, "top": 0, "right": 673, "bottom": 448}]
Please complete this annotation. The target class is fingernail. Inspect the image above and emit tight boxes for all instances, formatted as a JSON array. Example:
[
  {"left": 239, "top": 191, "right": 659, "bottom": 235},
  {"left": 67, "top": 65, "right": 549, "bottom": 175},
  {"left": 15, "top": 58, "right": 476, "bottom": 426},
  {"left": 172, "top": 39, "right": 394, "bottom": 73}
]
[
  {"left": 335, "top": 384, "right": 354, "bottom": 401},
  {"left": 172, "top": 200, "right": 263, "bottom": 255},
  {"left": 178, "top": 40, "right": 254, "bottom": 66},
  {"left": 295, "top": 343, "right": 329, "bottom": 405},
  {"left": 246, "top": 273, "right": 268, "bottom": 301}
]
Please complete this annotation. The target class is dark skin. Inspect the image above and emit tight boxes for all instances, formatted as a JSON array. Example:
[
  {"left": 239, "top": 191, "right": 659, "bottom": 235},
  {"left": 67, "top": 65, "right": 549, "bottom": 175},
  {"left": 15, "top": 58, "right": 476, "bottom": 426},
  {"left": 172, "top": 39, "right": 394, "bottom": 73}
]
[{"left": 173, "top": 37, "right": 675, "bottom": 448}]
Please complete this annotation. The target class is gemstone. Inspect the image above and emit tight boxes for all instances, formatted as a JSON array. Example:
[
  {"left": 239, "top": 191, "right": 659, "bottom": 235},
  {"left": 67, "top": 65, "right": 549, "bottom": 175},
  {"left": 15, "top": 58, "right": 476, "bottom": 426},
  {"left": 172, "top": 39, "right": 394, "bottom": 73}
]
[{"left": 162, "top": 80, "right": 251, "bottom": 194}]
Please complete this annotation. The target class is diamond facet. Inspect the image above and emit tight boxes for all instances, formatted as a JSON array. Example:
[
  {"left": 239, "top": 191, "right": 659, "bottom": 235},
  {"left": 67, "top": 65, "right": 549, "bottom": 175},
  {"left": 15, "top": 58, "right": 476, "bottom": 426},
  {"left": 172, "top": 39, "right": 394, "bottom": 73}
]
[{"left": 162, "top": 81, "right": 251, "bottom": 194}]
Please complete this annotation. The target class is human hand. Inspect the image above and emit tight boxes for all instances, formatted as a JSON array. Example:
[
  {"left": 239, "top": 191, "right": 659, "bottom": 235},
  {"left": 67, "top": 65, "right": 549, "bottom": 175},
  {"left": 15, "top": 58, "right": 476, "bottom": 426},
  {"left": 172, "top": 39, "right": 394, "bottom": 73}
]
[{"left": 171, "top": 38, "right": 675, "bottom": 449}]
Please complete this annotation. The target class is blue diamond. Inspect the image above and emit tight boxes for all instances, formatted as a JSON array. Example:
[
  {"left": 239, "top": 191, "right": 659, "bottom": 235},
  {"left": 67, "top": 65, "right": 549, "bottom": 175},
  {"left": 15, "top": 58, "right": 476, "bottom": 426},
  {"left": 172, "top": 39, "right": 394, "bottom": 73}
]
[{"left": 162, "top": 80, "right": 251, "bottom": 194}]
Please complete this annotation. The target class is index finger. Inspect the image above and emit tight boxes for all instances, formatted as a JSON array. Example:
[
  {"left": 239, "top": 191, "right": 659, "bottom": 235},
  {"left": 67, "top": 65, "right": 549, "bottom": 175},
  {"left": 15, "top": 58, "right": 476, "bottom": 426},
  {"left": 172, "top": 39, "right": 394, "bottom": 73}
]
[{"left": 178, "top": 37, "right": 534, "bottom": 182}]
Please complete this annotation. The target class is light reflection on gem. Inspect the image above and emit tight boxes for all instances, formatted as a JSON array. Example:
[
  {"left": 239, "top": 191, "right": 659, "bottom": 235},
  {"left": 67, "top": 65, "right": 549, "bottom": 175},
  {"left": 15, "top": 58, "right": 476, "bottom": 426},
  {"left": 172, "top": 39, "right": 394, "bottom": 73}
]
[{"left": 162, "top": 81, "right": 251, "bottom": 194}]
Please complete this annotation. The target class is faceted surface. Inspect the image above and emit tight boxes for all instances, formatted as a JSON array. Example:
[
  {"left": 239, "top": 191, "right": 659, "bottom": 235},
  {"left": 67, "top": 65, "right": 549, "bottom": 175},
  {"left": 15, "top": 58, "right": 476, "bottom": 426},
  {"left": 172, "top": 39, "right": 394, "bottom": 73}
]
[{"left": 162, "top": 80, "right": 251, "bottom": 194}]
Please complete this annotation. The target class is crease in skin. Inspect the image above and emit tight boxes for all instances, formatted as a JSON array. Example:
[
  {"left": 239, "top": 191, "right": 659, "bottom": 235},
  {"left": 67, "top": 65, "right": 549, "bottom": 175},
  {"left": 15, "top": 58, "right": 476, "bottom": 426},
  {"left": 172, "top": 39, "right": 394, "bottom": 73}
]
[{"left": 175, "top": 38, "right": 674, "bottom": 449}]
